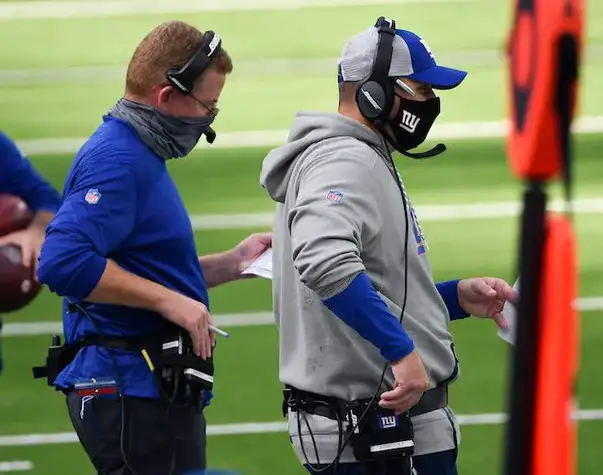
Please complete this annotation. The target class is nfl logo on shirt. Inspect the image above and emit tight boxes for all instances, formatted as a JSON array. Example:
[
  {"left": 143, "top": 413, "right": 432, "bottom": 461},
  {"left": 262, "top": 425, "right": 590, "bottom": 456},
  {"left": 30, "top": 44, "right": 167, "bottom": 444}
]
[
  {"left": 85, "top": 188, "right": 101, "bottom": 205},
  {"left": 326, "top": 190, "right": 344, "bottom": 203}
]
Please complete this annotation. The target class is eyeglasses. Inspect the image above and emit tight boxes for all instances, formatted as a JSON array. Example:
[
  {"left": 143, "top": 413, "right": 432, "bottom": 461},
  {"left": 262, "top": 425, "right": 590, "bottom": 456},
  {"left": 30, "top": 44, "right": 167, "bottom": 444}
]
[
  {"left": 161, "top": 82, "right": 220, "bottom": 117},
  {"left": 189, "top": 92, "right": 219, "bottom": 117}
]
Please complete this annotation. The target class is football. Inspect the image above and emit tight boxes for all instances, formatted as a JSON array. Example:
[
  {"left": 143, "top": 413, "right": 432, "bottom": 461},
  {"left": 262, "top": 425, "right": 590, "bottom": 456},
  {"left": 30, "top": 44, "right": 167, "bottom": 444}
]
[{"left": 0, "top": 194, "right": 42, "bottom": 313}]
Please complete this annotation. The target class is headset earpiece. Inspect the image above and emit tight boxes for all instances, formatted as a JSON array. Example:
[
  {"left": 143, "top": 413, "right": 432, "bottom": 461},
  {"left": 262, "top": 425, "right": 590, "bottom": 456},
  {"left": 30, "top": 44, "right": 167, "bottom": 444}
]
[
  {"left": 355, "top": 18, "right": 397, "bottom": 124},
  {"left": 356, "top": 80, "right": 393, "bottom": 123}
]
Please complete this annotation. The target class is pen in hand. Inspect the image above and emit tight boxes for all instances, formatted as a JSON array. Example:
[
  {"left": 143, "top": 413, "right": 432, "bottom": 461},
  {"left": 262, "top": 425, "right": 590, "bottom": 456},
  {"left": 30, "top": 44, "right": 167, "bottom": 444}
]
[{"left": 209, "top": 325, "right": 230, "bottom": 338}]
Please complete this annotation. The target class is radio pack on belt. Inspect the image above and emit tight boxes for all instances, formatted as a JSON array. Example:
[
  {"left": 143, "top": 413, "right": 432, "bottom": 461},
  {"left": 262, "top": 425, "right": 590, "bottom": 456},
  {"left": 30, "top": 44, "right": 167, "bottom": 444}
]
[
  {"left": 156, "top": 328, "right": 215, "bottom": 410},
  {"left": 346, "top": 399, "right": 415, "bottom": 467},
  {"left": 32, "top": 329, "right": 214, "bottom": 411},
  {"left": 282, "top": 384, "right": 431, "bottom": 474}
]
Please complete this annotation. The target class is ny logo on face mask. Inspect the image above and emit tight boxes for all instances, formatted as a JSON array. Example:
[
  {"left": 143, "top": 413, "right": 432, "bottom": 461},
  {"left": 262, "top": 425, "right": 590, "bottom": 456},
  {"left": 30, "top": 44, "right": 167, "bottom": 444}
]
[{"left": 399, "top": 110, "right": 420, "bottom": 133}]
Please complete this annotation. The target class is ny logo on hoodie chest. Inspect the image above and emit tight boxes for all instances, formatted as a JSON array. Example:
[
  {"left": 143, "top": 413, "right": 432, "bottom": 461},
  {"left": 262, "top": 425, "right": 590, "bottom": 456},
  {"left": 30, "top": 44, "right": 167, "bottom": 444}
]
[{"left": 396, "top": 172, "right": 428, "bottom": 255}]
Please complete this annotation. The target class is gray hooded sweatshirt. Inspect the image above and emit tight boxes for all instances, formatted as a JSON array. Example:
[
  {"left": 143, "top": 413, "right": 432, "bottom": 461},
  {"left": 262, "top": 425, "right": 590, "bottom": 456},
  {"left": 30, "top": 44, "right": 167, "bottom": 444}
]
[{"left": 260, "top": 111, "right": 460, "bottom": 462}]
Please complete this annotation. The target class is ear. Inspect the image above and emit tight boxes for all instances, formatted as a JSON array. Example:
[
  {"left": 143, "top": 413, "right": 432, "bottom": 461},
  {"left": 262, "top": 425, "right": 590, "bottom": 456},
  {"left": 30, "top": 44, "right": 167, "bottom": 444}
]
[{"left": 156, "top": 85, "right": 178, "bottom": 110}]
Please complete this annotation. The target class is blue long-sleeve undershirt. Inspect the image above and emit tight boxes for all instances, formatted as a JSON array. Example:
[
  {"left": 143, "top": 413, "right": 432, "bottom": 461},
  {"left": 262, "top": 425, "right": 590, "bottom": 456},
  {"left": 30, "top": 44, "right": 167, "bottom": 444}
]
[
  {"left": 436, "top": 279, "right": 470, "bottom": 320},
  {"left": 322, "top": 275, "right": 470, "bottom": 363},
  {"left": 323, "top": 272, "right": 415, "bottom": 363}
]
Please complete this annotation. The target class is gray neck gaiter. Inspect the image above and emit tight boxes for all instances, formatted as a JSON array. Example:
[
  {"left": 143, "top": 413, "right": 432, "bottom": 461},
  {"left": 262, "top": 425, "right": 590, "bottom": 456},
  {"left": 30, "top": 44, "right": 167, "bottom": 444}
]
[{"left": 108, "top": 98, "right": 215, "bottom": 159}]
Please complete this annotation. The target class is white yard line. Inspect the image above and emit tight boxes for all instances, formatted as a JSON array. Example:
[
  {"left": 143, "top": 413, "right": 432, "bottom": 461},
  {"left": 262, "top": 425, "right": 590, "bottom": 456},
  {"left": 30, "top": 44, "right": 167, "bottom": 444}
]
[
  {"left": 188, "top": 197, "right": 603, "bottom": 231},
  {"left": 3, "top": 47, "right": 603, "bottom": 85},
  {"left": 4, "top": 297, "right": 603, "bottom": 337},
  {"left": 0, "top": 462, "right": 33, "bottom": 472},
  {"left": 3, "top": 312, "right": 275, "bottom": 336},
  {"left": 15, "top": 116, "right": 603, "bottom": 156},
  {"left": 0, "top": 409, "right": 601, "bottom": 447},
  {"left": 0, "top": 0, "right": 474, "bottom": 21}
]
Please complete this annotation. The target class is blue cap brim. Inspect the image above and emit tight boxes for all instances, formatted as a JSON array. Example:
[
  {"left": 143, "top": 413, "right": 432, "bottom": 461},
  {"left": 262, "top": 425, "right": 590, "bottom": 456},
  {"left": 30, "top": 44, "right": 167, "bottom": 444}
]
[{"left": 407, "top": 65, "right": 468, "bottom": 90}]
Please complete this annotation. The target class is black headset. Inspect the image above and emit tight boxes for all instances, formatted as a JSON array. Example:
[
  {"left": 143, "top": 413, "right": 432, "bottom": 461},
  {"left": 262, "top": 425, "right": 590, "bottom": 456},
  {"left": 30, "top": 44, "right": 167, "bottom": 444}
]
[
  {"left": 166, "top": 30, "right": 222, "bottom": 94},
  {"left": 356, "top": 17, "right": 398, "bottom": 124},
  {"left": 165, "top": 30, "right": 222, "bottom": 144},
  {"left": 356, "top": 17, "right": 447, "bottom": 159}
]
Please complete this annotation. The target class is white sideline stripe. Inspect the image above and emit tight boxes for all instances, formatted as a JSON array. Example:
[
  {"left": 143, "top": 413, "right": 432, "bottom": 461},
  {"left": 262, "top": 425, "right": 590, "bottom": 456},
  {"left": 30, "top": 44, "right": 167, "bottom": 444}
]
[
  {"left": 3, "top": 312, "right": 274, "bottom": 336},
  {"left": 0, "top": 0, "right": 474, "bottom": 21},
  {"left": 3, "top": 298, "right": 603, "bottom": 337},
  {"left": 2, "top": 46, "right": 602, "bottom": 86},
  {"left": 15, "top": 116, "right": 603, "bottom": 156},
  {"left": 189, "top": 197, "right": 603, "bottom": 230},
  {"left": 0, "top": 409, "right": 601, "bottom": 447},
  {"left": 0, "top": 461, "right": 33, "bottom": 472}
]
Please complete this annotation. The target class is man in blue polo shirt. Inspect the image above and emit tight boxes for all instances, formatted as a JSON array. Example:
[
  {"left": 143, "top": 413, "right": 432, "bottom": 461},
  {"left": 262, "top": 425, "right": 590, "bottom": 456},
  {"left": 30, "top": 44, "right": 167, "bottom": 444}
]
[
  {"left": 37, "top": 21, "right": 271, "bottom": 475},
  {"left": 0, "top": 130, "right": 61, "bottom": 375}
]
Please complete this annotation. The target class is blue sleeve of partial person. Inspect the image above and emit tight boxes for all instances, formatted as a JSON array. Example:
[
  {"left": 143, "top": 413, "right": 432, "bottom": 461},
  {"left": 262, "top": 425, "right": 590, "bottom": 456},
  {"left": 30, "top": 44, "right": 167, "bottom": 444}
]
[
  {"left": 203, "top": 390, "right": 213, "bottom": 408},
  {"left": 0, "top": 131, "right": 61, "bottom": 213},
  {"left": 37, "top": 156, "right": 137, "bottom": 300},
  {"left": 436, "top": 279, "right": 470, "bottom": 320},
  {"left": 323, "top": 272, "right": 415, "bottom": 362}
]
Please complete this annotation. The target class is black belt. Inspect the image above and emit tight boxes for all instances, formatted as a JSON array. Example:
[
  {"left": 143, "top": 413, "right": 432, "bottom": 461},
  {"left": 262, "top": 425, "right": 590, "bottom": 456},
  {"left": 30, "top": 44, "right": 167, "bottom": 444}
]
[
  {"left": 73, "top": 334, "right": 151, "bottom": 352},
  {"left": 32, "top": 334, "right": 161, "bottom": 381},
  {"left": 283, "top": 384, "right": 448, "bottom": 420},
  {"left": 32, "top": 333, "right": 214, "bottom": 388}
]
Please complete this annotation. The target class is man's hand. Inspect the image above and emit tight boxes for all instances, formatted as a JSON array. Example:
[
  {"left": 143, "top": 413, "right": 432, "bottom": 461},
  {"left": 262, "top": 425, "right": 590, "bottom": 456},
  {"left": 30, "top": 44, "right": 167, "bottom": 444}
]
[
  {"left": 457, "top": 277, "right": 518, "bottom": 329},
  {"left": 0, "top": 226, "right": 46, "bottom": 276},
  {"left": 232, "top": 232, "right": 272, "bottom": 273},
  {"left": 379, "top": 350, "right": 429, "bottom": 415},
  {"left": 198, "top": 232, "right": 273, "bottom": 288},
  {"left": 157, "top": 291, "right": 215, "bottom": 359}
]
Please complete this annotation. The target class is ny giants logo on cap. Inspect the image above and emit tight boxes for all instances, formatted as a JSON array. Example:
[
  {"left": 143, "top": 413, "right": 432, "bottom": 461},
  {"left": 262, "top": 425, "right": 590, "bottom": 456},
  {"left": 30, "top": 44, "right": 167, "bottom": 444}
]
[{"left": 419, "top": 39, "right": 435, "bottom": 60}]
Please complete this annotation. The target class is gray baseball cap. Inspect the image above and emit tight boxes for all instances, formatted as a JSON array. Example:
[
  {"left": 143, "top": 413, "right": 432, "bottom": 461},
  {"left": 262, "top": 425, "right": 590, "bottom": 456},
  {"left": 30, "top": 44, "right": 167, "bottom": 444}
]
[{"left": 337, "top": 26, "right": 467, "bottom": 90}]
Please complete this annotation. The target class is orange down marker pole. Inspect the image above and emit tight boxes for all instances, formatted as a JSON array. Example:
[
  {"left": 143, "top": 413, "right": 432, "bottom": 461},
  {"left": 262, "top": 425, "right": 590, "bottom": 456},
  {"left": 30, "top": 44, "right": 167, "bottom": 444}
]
[
  {"left": 533, "top": 215, "right": 579, "bottom": 475},
  {"left": 503, "top": 1, "right": 584, "bottom": 475}
]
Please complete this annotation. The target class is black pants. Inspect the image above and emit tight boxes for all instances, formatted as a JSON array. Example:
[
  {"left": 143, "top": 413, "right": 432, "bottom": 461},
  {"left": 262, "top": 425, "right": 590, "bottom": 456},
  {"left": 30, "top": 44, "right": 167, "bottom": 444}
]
[
  {"left": 0, "top": 315, "right": 3, "bottom": 375},
  {"left": 66, "top": 391, "right": 207, "bottom": 475},
  {"left": 304, "top": 449, "right": 458, "bottom": 475}
]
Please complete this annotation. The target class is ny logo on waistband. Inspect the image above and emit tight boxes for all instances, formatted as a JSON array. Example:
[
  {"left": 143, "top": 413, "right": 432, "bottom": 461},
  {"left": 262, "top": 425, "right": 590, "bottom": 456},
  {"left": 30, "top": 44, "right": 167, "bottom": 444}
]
[{"left": 378, "top": 415, "right": 399, "bottom": 429}]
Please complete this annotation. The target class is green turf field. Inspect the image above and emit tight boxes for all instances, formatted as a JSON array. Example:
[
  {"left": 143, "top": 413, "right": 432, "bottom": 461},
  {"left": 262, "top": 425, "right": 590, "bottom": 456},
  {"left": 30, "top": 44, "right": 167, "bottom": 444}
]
[
  {"left": 1, "top": 1, "right": 603, "bottom": 139},
  {"left": 0, "top": 1, "right": 602, "bottom": 474}
]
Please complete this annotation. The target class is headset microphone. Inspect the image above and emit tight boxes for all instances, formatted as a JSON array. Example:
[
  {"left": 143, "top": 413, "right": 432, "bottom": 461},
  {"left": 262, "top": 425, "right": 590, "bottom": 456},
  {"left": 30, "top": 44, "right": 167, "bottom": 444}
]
[
  {"left": 399, "top": 143, "right": 447, "bottom": 159},
  {"left": 205, "top": 127, "right": 216, "bottom": 144},
  {"left": 166, "top": 31, "right": 222, "bottom": 145}
]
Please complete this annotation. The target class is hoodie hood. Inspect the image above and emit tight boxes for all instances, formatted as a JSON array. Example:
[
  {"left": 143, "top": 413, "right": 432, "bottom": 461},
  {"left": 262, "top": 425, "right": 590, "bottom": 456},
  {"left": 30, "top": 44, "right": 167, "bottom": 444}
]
[{"left": 260, "top": 111, "right": 389, "bottom": 203}]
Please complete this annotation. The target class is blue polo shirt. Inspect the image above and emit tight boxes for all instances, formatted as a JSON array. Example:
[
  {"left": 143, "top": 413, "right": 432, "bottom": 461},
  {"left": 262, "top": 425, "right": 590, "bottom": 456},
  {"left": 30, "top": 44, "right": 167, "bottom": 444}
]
[
  {"left": 37, "top": 116, "right": 209, "bottom": 399},
  {"left": 0, "top": 131, "right": 61, "bottom": 214}
]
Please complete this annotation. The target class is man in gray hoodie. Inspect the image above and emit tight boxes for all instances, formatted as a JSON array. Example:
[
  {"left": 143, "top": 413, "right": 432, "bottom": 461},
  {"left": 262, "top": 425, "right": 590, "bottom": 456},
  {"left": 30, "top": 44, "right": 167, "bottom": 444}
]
[{"left": 260, "top": 17, "right": 516, "bottom": 475}]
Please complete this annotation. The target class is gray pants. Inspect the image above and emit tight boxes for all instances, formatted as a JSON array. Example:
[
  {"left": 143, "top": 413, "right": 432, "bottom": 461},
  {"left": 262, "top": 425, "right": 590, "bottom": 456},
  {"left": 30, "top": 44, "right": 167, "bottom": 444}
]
[{"left": 66, "top": 391, "right": 207, "bottom": 475}]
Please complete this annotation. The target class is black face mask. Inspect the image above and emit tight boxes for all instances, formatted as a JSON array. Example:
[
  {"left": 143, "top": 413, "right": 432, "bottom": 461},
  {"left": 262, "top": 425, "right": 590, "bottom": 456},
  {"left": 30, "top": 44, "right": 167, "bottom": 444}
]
[{"left": 386, "top": 96, "right": 441, "bottom": 152}]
